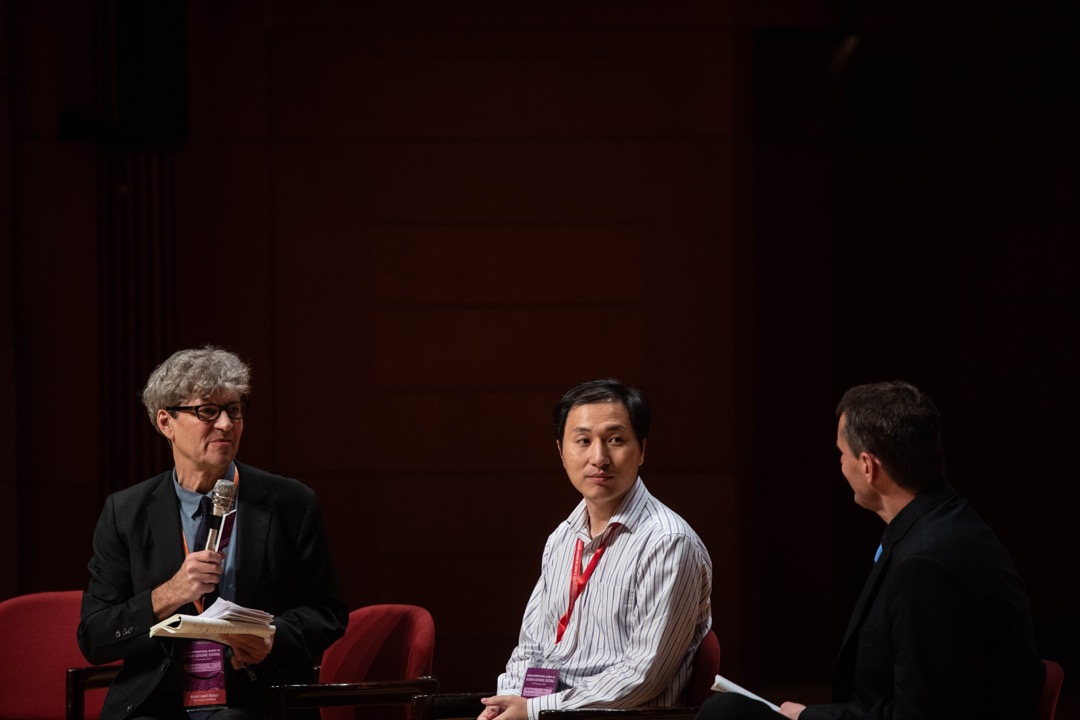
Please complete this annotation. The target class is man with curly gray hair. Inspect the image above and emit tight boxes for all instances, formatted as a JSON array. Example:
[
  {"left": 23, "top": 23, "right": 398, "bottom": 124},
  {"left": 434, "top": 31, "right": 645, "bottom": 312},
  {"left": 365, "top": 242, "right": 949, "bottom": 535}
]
[{"left": 78, "top": 346, "right": 347, "bottom": 720}]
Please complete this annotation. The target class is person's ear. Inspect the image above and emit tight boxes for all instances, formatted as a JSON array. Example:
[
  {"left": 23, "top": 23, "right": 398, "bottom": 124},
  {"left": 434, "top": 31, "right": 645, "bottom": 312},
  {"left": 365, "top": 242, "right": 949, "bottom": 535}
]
[
  {"left": 156, "top": 409, "right": 175, "bottom": 441},
  {"left": 638, "top": 437, "right": 647, "bottom": 466},
  {"left": 555, "top": 439, "right": 563, "bottom": 458},
  {"left": 861, "top": 452, "right": 885, "bottom": 485}
]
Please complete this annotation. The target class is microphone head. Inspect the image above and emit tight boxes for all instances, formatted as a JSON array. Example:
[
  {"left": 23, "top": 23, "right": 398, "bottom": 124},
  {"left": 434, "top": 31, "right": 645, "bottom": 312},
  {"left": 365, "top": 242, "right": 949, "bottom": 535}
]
[{"left": 210, "top": 478, "right": 236, "bottom": 515}]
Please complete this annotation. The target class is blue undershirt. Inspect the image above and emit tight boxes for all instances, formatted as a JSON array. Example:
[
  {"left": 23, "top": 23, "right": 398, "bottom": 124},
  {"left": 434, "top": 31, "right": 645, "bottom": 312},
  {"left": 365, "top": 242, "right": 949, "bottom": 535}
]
[{"left": 173, "top": 462, "right": 239, "bottom": 602}]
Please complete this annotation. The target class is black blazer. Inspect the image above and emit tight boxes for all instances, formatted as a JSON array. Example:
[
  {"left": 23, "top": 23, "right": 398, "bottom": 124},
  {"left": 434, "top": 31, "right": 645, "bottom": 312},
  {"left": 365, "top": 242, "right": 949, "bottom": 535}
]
[
  {"left": 78, "top": 462, "right": 348, "bottom": 720},
  {"left": 802, "top": 481, "right": 1043, "bottom": 720}
]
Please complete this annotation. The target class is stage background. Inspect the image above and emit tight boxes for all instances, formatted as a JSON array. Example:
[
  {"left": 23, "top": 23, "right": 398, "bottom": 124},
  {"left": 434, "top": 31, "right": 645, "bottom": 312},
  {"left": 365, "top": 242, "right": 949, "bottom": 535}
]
[{"left": 2, "top": 0, "right": 1077, "bottom": 714}]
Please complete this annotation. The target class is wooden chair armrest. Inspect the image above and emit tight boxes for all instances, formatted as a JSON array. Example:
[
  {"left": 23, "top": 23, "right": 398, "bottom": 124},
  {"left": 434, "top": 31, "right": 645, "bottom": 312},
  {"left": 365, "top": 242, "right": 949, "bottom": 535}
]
[
  {"left": 538, "top": 708, "right": 701, "bottom": 720},
  {"left": 66, "top": 665, "right": 121, "bottom": 720},
  {"left": 266, "top": 675, "right": 439, "bottom": 720},
  {"left": 412, "top": 691, "right": 490, "bottom": 720},
  {"left": 413, "top": 694, "right": 699, "bottom": 720}
]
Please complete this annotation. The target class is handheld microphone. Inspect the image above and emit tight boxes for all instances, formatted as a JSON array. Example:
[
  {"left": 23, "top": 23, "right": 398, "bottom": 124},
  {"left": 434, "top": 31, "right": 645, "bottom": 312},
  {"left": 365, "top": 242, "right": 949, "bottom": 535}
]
[{"left": 204, "top": 478, "right": 237, "bottom": 551}]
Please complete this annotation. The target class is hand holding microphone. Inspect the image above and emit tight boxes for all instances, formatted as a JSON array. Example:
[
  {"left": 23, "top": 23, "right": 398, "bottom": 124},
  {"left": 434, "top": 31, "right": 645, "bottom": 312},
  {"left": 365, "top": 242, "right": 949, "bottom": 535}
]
[{"left": 151, "top": 478, "right": 236, "bottom": 619}]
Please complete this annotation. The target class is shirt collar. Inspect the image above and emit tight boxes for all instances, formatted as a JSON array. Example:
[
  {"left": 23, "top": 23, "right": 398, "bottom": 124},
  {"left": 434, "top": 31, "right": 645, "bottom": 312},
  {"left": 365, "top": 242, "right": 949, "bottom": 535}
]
[
  {"left": 880, "top": 479, "right": 957, "bottom": 554},
  {"left": 172, "top": 461, "right": 237, "bottom": 518},
  {"left": 565, "top": 476, "right": 650, "bottom": 543}
]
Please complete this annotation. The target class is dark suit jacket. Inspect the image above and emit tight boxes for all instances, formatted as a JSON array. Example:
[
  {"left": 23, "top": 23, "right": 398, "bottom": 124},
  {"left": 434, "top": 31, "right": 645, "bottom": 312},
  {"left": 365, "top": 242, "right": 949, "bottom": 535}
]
[
  {"left": 78, "top": 462, "right": 349, "bottom": 720},
  {"left": 802, "top": 481, "right": 1043, "bottom": 720}
]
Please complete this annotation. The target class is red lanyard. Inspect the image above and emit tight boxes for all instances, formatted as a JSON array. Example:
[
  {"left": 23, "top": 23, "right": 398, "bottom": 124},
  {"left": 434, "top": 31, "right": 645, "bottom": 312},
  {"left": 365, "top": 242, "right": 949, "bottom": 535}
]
[{"left": 555, "top": 537, "right": 606, "bottom": 643}]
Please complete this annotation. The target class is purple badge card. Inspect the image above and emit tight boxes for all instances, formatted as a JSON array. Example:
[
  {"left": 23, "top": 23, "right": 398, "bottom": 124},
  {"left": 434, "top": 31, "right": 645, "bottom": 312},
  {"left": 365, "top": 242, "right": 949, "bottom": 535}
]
[
  {"left": 181, "top": 640, "right": 227, "bottom": 708},
  {"left": 522, "top": 667, "right": 559, "bottom": 698},
  {"left": 215, "top": 510, "right": 237, "bottom": 554}
]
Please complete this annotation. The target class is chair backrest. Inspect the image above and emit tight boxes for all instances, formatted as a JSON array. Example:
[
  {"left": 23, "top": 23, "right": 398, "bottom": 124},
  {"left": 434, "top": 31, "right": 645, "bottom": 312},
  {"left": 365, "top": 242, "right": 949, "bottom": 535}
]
[
  {"left": 318, "top": 604, "right": 436, "bottom": 720},
  {"left": 0, "top": 590, "right": 110, "bottom": 720},
  {"left": 685, "top": 630, "right": 721, "bottom": 707},
  {"left": 1039, "top": 658, "right": 1064, "bottom": 720}
]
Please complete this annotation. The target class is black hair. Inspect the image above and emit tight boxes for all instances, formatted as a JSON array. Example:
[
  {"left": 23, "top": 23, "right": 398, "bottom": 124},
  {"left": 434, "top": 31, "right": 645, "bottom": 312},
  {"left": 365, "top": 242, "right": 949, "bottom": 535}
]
[
  {"left": 552, "top": 379, "right": 651, "bottom": 444},
  {"left": 836, "top": 380, "right": 945, "bottom": 492}
]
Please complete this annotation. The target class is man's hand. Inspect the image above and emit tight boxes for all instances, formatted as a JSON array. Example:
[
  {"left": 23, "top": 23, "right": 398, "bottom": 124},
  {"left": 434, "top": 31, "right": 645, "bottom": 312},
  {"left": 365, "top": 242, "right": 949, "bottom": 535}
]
[
  {"left": 779, "top": 701, "right": 805, "bottom": 719},
  {"left": 478, "top": 694, "right": 527, "bottom": 720},
  {"left": 221, "top": 632, "right": 273, "bottom": 667},
  {"left": 151, "top": 550, "right": 223, "bottom": 620}
]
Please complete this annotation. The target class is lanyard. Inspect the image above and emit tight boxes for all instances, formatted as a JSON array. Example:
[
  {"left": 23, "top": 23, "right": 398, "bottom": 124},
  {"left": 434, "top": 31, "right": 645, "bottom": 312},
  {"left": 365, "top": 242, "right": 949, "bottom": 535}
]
[
  {"left": 181, "top": 466, "right": 240, "bottom": 613},
  {"left": 555, "top": 536, "right": 606, "bottom": 643}
]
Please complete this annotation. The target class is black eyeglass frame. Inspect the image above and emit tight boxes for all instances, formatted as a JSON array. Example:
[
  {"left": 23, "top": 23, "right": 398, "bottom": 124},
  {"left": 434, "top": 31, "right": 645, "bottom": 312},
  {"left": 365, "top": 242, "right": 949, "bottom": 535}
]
[{"left": 165, "top": 401, "right": 248, "bottom": 423}]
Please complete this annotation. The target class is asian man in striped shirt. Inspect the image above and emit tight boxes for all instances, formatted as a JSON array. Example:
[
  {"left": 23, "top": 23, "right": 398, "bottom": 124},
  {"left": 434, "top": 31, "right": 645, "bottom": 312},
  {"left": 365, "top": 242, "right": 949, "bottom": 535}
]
[{"left": 479, "top": 379, "right": 713, "bottom": 720}]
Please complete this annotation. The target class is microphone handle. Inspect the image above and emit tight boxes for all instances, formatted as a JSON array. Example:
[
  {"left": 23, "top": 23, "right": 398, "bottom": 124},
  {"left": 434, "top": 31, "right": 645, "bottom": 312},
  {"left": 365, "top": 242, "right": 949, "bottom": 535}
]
[{"left": 204, "top": 513, "right": 225, "bottom": 551}]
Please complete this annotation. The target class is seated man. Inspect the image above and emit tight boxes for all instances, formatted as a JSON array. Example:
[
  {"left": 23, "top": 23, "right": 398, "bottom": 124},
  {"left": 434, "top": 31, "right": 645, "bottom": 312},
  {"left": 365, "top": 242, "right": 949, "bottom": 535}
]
[
  {"left": 480, "top": 379, "right": 713, "bottom": 720},
  {"left": 697, "top": 380, "right": 1043, "bottom": 720},
  {"left": 78, "top": 346, "right": 348, "bottom": 720}
]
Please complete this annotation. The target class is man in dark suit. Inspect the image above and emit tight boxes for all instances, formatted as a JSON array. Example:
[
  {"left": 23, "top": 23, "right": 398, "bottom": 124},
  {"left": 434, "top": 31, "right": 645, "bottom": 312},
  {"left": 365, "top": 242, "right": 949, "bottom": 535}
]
[
  {"left": 697, "top": 380, "right": 1044, "bottom": 720},
  {"left": 78, "top": 346, "right": 348, "bottom": 720}
]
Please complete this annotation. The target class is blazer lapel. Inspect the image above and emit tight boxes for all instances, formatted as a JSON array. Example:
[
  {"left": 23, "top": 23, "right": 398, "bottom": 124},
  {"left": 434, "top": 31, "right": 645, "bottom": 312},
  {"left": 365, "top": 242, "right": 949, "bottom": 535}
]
[
  {"left": 840, "top": 549, "right": 890, "bottom": 650},
  {"left": 148, "top": 474, "right": 185, "bottom": 580},
  {"left": 234, "top": 471, "right": 271, "bottom": 607},
  {"left": 835, "top": 482, "right": 956, "bottom": 665}
]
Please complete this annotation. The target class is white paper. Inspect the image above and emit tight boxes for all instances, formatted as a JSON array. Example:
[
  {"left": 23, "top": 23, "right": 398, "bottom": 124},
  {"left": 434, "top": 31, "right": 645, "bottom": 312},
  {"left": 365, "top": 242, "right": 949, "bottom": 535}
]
[
  {"left": 149, "top": 598, "right": 276, "bottom": 640},
  {"left": 201, "top": 597, "right": 273, "bottom": 624},
  {"left": 710, "top": 673, "right": 781, "bottom": 712}
]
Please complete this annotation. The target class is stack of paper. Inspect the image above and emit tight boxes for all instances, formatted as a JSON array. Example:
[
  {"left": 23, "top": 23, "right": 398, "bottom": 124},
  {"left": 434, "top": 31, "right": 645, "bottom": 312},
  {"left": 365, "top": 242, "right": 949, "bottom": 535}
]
[{"left": 150, "top": 598, "right": 276, "bottom": 640}]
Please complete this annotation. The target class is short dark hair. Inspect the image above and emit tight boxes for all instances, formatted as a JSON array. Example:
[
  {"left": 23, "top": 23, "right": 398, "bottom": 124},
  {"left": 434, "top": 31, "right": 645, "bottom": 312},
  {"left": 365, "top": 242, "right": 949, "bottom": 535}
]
[
  {"left": 836, "top": 380, "right": 945, "bottom": 492},
  {"left": 552, "top": 379, "right": 651, "bottom": 444}
]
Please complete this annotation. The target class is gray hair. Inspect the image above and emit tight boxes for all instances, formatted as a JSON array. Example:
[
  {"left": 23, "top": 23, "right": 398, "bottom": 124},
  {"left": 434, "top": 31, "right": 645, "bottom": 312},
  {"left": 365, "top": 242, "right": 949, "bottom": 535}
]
[{"left": 141, "top": 346, "right": 252, "bottom": 428}]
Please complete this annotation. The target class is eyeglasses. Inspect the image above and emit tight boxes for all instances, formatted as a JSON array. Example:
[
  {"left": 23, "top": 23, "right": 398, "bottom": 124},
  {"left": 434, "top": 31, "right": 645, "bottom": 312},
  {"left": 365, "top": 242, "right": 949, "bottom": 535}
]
[{"left": 166, "top": 402, "right": 248, "bottom": 423}]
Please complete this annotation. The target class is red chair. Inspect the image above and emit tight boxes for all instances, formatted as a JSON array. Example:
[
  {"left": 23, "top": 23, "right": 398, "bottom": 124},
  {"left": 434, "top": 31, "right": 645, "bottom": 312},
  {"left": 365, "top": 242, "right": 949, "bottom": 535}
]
[
  {"left": 0, "top": 590, "right": 116, "bottom": 720},
  {"left": 323, "top": 603, "right": 436, "bottom": 687},
  {"left": 1039, "top": 658, "right": 1064, "bottom": 720},
  {"left": 267, "top": 604, "right": 438, "bottom": 720},
  {"left": 684, "top": 630, "right": 721, "bottom": 707}
]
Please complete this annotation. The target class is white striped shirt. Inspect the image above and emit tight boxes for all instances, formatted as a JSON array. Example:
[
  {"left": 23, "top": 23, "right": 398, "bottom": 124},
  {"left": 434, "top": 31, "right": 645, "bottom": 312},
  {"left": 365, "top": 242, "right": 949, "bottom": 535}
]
[{"left": 497, "top": 477, "right": 713, "bottom": 720}]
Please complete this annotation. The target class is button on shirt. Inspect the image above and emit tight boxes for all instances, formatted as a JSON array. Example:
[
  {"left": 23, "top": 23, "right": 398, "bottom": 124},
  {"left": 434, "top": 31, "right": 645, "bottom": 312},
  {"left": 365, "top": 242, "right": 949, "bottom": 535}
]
[{"left": 497, "top": 478, "right": 713, "bottom": 720}]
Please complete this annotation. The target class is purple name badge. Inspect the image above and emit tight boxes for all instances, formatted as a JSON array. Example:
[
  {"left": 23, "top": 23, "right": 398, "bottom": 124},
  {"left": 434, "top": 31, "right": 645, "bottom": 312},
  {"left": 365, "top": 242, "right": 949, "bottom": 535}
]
[
  {"left": 522, "top": 667, "right": 559, "bottom": 698},
  {"left": 215, "top": 510, "right": 237, "bottom": 554},
  {"left": 181, "top": 640, "right": 226, "bottom": 708}
]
